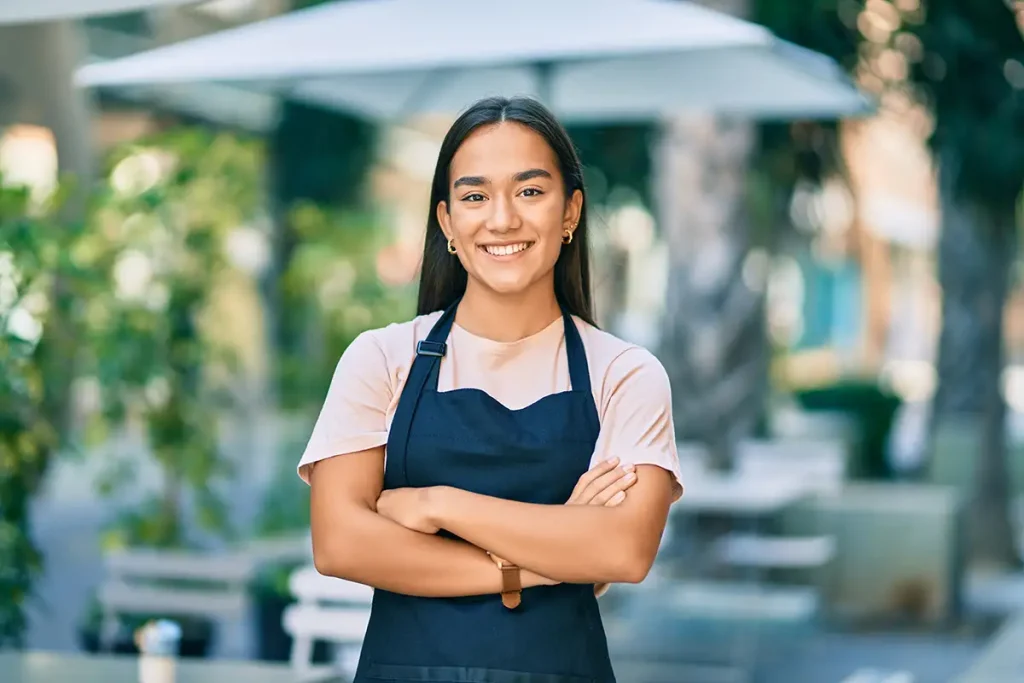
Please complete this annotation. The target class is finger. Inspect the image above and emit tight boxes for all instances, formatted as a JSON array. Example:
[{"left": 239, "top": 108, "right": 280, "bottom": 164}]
[
  {"left": 575, "top": 465, "right": 630, "bottom": 504},
  {"left": 605, "top": 491, "right": 626, "bottom": 507},
  {"left": 573, "top": 457, "right": 619, "bottom": 496},
  {"left": 588, "top": 469, "right": 637, "bottom": 506},
  {"left": 578, "top": 464, "right": 634, "bottom": 504},
  {"left": 567, "top": 457, "right": 619, "bottom": 503}
]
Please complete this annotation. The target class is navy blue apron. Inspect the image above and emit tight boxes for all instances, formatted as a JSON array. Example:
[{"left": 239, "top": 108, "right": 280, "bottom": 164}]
[{"left": 353, "top": 298, "right": 616, "bottom": 683}]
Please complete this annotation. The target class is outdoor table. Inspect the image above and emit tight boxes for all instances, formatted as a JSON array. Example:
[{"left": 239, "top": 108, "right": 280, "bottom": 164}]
[
  {"left": 0, "top": 651, "right": 343, "bottom": 683},
  {"left": 671, "top": 472, "right": 811, "bottom": 516}
]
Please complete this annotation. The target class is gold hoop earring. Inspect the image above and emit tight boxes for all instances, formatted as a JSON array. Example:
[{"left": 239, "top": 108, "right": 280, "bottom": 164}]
[
  {"left": 447, "top": 238, "right": 457, "bottom": 254},
  {"left": 562, "top": 227, "right": 575, "bottom": 245}
]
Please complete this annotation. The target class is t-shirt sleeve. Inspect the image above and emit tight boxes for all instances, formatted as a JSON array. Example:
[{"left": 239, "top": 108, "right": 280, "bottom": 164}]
[
  {"left": 594, "top": 347, "right": 683, "bottom": 501},
  {"left": 297, "top": 330, "right": 393, "bottom": 484}
]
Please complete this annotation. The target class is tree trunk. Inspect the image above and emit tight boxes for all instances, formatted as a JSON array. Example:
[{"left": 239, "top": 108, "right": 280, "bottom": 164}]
[
  {"left": 932, "top": 161, "right": 1020, "bottom": 568},
  {"left": 0, "top": 21, "right": 95, "bottom": 202},
  {"left": 654, "top": 111, "right": 768, "bottom": 471}
]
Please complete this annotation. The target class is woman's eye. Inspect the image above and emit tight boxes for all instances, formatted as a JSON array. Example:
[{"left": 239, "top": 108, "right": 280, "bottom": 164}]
[
  {"left": 520, "top": 188, "right": 543, "bottom": 197},
  {"left": 462, "top": 193, "right": 485, "bottom": 202}
]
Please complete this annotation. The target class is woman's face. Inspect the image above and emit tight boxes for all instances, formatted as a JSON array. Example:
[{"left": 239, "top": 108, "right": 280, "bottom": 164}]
[{"left": 437, "top": 122, "right": 582, "bottom": 298}]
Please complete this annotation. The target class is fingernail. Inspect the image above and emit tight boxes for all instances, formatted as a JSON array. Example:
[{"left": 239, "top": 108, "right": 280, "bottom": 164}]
[
  {"left": 612, "top": 491, "right": 625, "bottom": 501},
  {"left": 610, "top": 457, "right": 620, "bottom": 465},
  {"left": 625, "top": 472, "right": 636, "bottom": 481},
  {"left": 623, "top": 464, "right": 635, "bottom": 472}
]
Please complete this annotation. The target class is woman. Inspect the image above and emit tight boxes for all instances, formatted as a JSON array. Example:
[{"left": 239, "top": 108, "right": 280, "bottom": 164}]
[{"left": 300, "top": 96, "right": 683, "bottom": 683}]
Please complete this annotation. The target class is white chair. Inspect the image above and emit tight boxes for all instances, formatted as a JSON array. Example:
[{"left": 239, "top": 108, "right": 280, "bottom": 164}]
[{"left": 283, "top": 565, "right": 373, "bottom": 675}]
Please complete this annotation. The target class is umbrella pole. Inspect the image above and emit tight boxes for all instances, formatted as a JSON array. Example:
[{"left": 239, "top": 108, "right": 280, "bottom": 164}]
[{"left": 534, "top": 61, "right": 554, "bottom": 107}]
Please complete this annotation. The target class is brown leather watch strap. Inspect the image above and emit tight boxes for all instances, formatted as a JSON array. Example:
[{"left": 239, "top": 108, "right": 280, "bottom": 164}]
[{"left": 499, "top": 563, "right": 522, "bottom": 609}]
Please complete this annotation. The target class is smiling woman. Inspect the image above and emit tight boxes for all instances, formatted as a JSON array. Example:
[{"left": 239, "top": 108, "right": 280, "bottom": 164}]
[{"left": 301, "top": 96, "right": 682, "bottom": 683}]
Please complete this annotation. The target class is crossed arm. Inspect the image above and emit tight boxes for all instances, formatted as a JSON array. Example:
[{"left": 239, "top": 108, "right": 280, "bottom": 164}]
[{"left": 309, "top": 446, "right": 674, "bottom": 597}]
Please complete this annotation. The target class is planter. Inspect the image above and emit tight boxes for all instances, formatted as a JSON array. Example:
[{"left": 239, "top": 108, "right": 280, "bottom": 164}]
[{"left": 795, "top": 381, "right": 901, "bottom": 480}]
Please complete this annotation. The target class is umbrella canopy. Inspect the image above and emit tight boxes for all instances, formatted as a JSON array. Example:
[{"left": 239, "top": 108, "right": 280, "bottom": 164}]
[
  {"left": 0, "top": 0, "right": 197, "bottom": 24},
  {"left": 75, "top": 0, "right": 873, "bottom": 121}
]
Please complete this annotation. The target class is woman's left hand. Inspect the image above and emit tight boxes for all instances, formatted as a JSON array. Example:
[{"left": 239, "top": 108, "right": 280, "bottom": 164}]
[{"left": 377, "top": 487, "right": 441, "bottom": 534}]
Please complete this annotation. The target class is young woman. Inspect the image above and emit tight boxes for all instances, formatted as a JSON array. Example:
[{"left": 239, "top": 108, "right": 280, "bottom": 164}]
[{"left": 300, "top": 96, "right": 683, "bottom": 683}]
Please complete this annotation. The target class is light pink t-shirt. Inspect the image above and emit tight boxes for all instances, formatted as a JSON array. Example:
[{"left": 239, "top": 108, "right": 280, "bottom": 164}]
[{"left": 298, "top": 311, "right": 683, "bottom": 501}]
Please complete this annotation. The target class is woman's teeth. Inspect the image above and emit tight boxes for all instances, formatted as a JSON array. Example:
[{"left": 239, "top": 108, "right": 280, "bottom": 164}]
[{"left": 483, "top": 242, "right": 531, "bottom": 256}]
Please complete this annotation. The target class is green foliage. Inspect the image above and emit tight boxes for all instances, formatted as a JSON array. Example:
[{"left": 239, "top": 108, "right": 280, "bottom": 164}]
[
  {"left": 89, "top": 128, "right": 264, "bottom": 550},
  {"left": 901, "top": 0, "right": 1023, "bottom": 206},
  {"left": 276, "top": 202, "right": 416, "bottom": 409},
  {"left": 267, "top": 101, "right": 381, "bottom": 403},
  {"left": 0, "top": 180, "right": 109, "bottom": 647}
]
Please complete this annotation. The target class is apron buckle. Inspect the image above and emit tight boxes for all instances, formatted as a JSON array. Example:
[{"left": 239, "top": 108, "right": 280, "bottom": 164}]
[{"left": 416, "top": 340, "right": 447, "bottom": 357}]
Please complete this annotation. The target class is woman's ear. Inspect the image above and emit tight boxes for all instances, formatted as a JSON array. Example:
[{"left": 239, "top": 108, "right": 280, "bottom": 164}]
[
  {"left": 436, "top": 200, "right": 453, "bottom": 241},
  {"left": 563, "top": 189, "right": 583, "bottom": 234}
]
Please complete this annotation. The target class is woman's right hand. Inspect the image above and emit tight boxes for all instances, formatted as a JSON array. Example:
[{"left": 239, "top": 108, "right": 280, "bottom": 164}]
[{"left": 566, "top": 457, "right": 637, "bottom": 507}]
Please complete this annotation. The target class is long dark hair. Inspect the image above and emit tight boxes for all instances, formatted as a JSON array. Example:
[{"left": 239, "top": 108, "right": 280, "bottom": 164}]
[{"left": 416, "top": 96, "right": 596, "bottom": 327}]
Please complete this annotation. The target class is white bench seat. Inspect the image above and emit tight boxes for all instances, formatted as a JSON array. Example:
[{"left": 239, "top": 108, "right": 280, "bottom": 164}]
[{"left": 99, "top": 581, "right": 248, "bottom": 619}]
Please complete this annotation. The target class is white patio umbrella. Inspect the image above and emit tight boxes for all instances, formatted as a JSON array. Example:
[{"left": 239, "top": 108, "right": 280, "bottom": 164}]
[
  {"left": 74, "top": 0, "right": 873, "bottom": 121},
  {"left": 0, "top": 0, "right": 198, "bottom": 24}
]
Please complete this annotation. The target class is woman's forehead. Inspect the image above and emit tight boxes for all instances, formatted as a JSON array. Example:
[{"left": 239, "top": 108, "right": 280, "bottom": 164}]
[{"left": 450, "top": 122, "right": 560, "bottom": 180}]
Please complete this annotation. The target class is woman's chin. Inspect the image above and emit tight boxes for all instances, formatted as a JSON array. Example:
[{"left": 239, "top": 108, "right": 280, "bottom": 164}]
[{"left": 475, "top": 274, "right": 537, "bottom": 297}]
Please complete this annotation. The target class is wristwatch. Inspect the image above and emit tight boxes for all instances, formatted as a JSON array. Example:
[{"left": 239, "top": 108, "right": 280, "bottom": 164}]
[{"left": 488, "top": 552, "right": 522, "bottom": 609}]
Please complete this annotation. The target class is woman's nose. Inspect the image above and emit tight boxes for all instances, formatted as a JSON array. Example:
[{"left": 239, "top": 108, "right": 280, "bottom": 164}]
[{"left": 486, "top": 195, "right": 517, "bottom": 232}]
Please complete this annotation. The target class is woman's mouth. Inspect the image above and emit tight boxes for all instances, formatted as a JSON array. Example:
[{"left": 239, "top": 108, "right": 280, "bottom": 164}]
[{"left": 479, "top": 242, "right": 534, "bottom": 259}]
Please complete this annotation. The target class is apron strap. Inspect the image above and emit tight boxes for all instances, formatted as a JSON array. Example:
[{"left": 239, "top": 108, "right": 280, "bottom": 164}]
[
  {"left": 386, "top": 300, "right": 459, "bottom": 487},
  {"left": 562, "top": 310, "right": 592, "bottom": 395},
  {"left": 423, "top": 301, "right": 459, "bottom": 390}
]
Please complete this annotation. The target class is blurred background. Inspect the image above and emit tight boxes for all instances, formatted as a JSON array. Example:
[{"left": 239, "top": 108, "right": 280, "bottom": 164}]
[{"left": 0, "top": 1, "right": 1022, "bottom": 682}]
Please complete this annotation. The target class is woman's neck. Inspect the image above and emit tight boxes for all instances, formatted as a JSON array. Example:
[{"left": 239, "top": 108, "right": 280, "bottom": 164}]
[{"left": 456, "top": 280, "right": 561, "bottom": 343}]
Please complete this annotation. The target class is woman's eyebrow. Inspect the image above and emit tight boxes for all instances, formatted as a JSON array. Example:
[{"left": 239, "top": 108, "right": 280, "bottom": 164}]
[
  {"left": 453, "top": 175, "right": 487, "bottom": 188},
  {"left": 513, "top": 168, "right": 552, "bottom": 183},
  {"left": 452, "top": 168, "right": 552, "bottom": 189}
]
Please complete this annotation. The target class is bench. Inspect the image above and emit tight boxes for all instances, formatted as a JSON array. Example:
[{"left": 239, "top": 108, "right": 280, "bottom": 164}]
[{"left": 97, "top": 535, "right": 311, "bottom": 656}]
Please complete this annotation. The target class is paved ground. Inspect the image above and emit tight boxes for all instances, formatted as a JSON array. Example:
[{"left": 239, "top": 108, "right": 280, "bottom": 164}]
[{"left": 603, "top": 601, "right": 983, "bottom": 683}]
